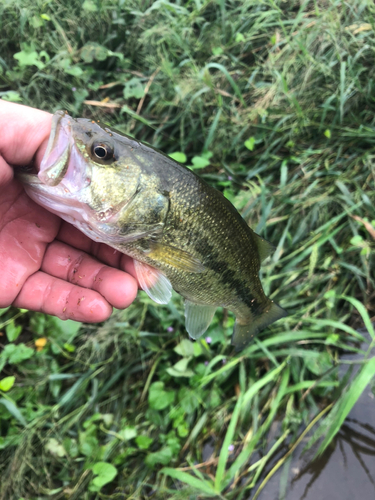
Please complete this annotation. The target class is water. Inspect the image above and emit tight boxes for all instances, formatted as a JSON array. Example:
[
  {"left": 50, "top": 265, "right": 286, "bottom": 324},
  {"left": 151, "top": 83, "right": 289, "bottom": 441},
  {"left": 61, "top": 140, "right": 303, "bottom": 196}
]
[
  {"left": 258, "top": 332, "right": 375, "bottom": 500},
  {"left": 201, "top": 333, "right": 375, "bottom": 499},
  {"left": 258, "top": 384, "right": 375, "bottom": 500}
]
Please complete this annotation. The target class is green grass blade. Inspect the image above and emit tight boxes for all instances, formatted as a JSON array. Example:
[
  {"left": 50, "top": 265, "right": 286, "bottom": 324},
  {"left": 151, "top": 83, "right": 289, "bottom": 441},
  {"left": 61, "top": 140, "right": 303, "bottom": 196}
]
[
  {"left": 203, "top": 63, "right": 246, "bottom": 106},
  {"left": 340, "top": 61, "right": 346, "bottom": 124},
  {"left": 215, "top": 392, "right": 243, "bottom": 492},
  {"left": 160, "top": 468, "right": 217, "bottom": 496},
  {"left": 252, "top": 404, "right": 333, "bottom": 500},
  {"left": 121, "top": 104, "right": 155, "bottom": 128},
  {"left": 182, "top": 411, "right": 208, "bottom": 453},
  {"left": 317, "top": 356, "right": 375, "bottom": 456},
  {"left": 204, "top": 108, "right": 222, "bottom": 151},
  {"left": 222, "top": 366, "right": 290, "bottom": 488},
  {"left": 285, "top": 381, "right": 339, "bottom": 394},
  {"left": 242, "top": 361, "right": 287, "bottom": 407},
  {"left": 305, "top": 318, "right": 368, "bottom": 342},
  {"left": 339, "top": 295, "right": 375, "bottom": 340},
  {"left": 0, "top": 397, "right": 27, "bottom": 426},
  {"left": 56, "top": 372, "right": 92, "bottom": 408},
  {"left": 250, "top": 430, "right": 289, "bottom": 488},
  {"left": 254, "top": 338, "right": 280, "bottom": 367},
  {"left": 201, "top": 356, "right": 242, "bottom": 387}
]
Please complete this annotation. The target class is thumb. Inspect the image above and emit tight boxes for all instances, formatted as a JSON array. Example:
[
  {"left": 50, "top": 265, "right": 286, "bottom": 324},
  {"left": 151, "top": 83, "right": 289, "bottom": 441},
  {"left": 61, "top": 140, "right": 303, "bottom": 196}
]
[
  {"left": 0, "top": 100, "right": 52, "bottom": 167},
  {"left": 0, "top": 157, "right": 14, "bottom": 186}
]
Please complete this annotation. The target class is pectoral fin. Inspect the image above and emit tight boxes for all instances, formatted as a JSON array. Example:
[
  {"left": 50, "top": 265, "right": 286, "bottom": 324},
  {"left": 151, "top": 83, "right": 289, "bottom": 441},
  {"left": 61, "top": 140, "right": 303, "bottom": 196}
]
[
  {"left": 134, "top": 260, "right": 172, "bottom": 304},
  {"left": 184, "top": 300, "right": 216, "bottom": 340},
  {"left": 148, "top": 243, "right": 206, "bottom": 273}
]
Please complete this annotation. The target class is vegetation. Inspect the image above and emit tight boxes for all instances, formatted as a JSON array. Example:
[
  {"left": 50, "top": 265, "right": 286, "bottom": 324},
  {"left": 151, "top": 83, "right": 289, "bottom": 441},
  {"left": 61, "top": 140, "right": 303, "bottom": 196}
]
[{"left": 0, "top": 0, "right": 374, "bottom": 498}]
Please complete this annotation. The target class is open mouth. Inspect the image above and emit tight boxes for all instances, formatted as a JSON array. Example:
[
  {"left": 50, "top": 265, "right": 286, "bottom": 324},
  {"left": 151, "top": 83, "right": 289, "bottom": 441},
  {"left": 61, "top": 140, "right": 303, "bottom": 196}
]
[
  {"left": 18, "top": 110, "right": 92, "bottom": 198},
  {"left": 16, "top": 110, "right": 71, "bottom": 188},
  {"left": 38, "top": 110, "right": 71, "bottom": 187},
  {"left": 18, "top": 163, "right": 38, "bottom": 176},
  {"left": 16, "top": 164, "right": 41, "bottom": 186}
]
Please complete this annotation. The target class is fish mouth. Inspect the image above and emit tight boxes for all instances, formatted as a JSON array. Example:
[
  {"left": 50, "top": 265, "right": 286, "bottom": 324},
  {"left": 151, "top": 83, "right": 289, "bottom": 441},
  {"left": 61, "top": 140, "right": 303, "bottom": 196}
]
[
  {"left": 17, "top": 111, "right": 94, "bottom": 226},
  {"left": 18, "top": 111, "right": 91, "bottom": 197},
  {"left": 17, "top": 111, "right": 71, "bottom": 190},
  {"left": 38, "top": 110, "right": 72, "bottom": 187}
]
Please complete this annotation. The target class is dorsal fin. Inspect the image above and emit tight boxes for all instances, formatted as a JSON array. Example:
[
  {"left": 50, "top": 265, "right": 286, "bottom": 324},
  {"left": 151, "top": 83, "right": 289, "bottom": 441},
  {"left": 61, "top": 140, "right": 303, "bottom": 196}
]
[{"left": 253, "top": 233, "right": 275, "bottom": 262}]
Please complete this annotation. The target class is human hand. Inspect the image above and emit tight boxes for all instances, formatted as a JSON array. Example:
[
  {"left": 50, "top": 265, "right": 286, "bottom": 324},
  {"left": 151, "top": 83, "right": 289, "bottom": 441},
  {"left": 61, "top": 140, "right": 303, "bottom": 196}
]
[{"left": 0, "top": 100, "right": 138, "bottom": 322}]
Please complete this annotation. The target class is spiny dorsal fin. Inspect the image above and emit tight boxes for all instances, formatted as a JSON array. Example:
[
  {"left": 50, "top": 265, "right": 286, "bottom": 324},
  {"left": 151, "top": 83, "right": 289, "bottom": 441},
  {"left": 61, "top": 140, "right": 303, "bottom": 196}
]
[{"left": 253, "top": 233, "right": 275, "bottom": 262}]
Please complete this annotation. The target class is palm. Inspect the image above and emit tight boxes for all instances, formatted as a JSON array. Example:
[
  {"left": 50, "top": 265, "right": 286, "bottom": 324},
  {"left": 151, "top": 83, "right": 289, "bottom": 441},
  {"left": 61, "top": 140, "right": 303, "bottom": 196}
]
[
  {"left": 0, "top": 179, "right": 138, "bottom": 321},
  {"left": 0, "top": 101, "right": 138, "bottom": 321}
]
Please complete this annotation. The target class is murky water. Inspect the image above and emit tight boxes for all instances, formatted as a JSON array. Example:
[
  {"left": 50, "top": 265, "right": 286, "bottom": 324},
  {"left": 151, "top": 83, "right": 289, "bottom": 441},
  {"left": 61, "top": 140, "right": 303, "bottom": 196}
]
[
  {"left": 201, "top": 333, "right": 375, "bottom": 499},
  {"left": 258, "top": 333, "right": 375, "bottom": 500},
  {"left": 258, "top": 385, "right": 375, "bottom": 500}
]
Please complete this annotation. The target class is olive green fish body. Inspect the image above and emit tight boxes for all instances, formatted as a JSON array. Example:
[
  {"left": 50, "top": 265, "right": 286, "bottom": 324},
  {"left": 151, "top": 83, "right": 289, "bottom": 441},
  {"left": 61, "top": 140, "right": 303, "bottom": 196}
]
[{"left": 19, "top": 111, "right": 286, "bottom": 349}]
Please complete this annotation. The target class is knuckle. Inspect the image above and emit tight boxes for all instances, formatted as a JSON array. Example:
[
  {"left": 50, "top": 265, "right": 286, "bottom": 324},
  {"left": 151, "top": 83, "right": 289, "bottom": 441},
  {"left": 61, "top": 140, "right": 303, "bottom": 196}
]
[
  {"left": 93, "top": 266, "right": 106, "bottom": 288},
  {"left": 41, "top": 280, "right": 53, "bottom": 315},
  {"left": 68, "top": 254, "right": 84, "bottom": 283}
]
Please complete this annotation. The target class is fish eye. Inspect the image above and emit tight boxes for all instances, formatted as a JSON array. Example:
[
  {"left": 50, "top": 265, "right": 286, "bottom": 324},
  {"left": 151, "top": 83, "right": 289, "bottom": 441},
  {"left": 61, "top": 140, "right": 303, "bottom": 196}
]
[{"left": 92, "top": 142, "right": 114, "bottom": 161}]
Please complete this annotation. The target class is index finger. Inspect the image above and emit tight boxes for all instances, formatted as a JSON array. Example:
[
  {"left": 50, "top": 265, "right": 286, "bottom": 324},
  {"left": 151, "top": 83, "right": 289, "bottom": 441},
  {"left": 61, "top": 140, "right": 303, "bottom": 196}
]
[
  {"left": 42, "top": 240, "right": 138, "bottom": 310},
  {"left": 57, "top": 222, "right": 138, "bottom": 282}
]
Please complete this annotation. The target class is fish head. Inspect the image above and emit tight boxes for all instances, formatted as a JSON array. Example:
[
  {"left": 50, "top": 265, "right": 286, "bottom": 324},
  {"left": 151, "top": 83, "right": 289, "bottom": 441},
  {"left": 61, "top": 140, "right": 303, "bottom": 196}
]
[{"left": 18, "top": 111, "right": 142, "bottom": 244}]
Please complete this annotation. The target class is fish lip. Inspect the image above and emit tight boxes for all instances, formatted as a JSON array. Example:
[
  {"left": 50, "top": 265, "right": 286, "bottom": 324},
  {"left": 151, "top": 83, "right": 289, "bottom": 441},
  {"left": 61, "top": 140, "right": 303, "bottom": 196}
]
[
  {"left": 19, "top": 110, "right": 92, "bottom": 203},
  {"left": 16, "top": 164, "right": 39, "bottom": 182},
  {"left": 16, "top": 170, "right": 39, "bottom": 184},
  {"left": 38, "top": 111, "right": 71, "bottom": 187}
]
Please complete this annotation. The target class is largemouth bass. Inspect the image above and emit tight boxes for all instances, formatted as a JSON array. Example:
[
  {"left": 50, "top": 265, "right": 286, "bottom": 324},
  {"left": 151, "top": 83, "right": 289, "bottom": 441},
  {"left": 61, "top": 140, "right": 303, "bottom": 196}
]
[{"left": 19, "top": 111, "right": 286, "bottom": 349}]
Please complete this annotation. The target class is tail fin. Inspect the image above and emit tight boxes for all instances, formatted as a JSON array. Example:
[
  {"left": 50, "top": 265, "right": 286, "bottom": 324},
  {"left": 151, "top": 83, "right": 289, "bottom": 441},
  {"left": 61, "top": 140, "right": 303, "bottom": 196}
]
[{"left": 232, "top": 301, "right": 287, "bottom": 350}]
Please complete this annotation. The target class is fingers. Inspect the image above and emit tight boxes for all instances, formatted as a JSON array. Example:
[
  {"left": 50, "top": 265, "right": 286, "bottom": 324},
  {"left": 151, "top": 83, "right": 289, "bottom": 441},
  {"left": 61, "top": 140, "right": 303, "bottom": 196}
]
[
  {"left": 0, "top": 157, "right": 13, "bottom": 186},
  {"left": 57, "top": 222, "right": 138, "bottom": 283},
  {"left": 0, "top": 182, "right": 60, "bottom": 308},
  {"left": 57, "top": 223, "right": 121, "bottom": 266},
  {"left": 41, "top": 241, "right": 138, "bottom": 310},
  {"left": 12, "top": 271, "right": 113, "bottom": 322},
  {"left": 120, "top": 253, "right": 137, "bottom": 282}
]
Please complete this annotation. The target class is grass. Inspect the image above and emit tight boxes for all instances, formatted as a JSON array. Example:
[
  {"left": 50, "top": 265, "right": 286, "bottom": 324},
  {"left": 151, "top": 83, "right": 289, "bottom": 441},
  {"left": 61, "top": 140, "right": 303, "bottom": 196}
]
[{"left": 0, "top": 0, "right": 375, "bottom": 498}]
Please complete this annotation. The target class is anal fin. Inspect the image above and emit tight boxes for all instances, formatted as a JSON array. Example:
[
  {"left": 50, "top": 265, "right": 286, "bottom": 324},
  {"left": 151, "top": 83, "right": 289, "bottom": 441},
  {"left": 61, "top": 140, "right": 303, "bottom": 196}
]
[
  {"left": 184, "top": 300, "right": 216, "bottom": 340},
  {"left": 134, "top": 260, "right": 172, "bottom": 305}
]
